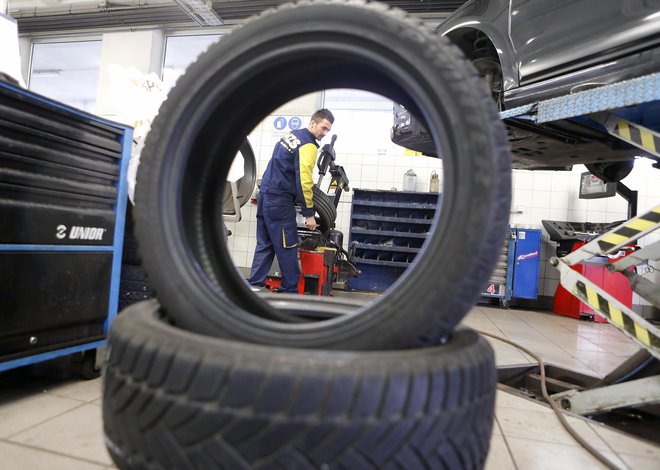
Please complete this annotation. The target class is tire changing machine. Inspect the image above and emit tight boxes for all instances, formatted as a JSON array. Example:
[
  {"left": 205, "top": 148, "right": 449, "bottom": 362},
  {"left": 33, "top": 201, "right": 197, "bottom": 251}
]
[
  {"left": 0, "top": 81, "right": 131, "bottom": 377},
  {"left": 496, "top": 72, "right": 660, "bottom": 442}
]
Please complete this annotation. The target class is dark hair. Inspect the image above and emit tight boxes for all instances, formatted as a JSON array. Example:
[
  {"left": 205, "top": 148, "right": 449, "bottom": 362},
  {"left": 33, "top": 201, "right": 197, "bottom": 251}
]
[{"left": 312, "top": 108, "right": 335, "bottom": 124}]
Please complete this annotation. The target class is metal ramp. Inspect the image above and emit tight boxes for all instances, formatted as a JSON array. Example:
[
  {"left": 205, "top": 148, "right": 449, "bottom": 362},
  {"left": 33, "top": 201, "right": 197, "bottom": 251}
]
[
  {"left": 500, "top": 72, "right": 660, "bottom": 126},
  {"left": 550, "top": 205, "right": 660, "bottom": 360},
  {"left": 549, "top": 209, "right": 660, "bottom": 416}
]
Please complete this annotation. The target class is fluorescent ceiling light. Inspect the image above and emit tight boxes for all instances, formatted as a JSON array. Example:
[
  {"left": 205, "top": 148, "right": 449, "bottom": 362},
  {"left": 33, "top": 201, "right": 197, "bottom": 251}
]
[{"left": 173, "top": 0, "right": 223, "bottom": 27}]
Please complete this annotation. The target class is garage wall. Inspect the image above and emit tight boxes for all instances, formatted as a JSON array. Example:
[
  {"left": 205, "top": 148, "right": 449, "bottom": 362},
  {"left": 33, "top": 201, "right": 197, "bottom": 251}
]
[
  {"left": 509, "top": 161, "right": 660, "bottom": 317},
  {"left": 18, "top": 30, "right": 660, "bottom": 317},
  {"left": 231, "top": 123, "right": 660, "bottom": 317},
  {"left": 232, "top": 97, "right": 660, "bottom": 319},
  {"left": 226, "top": 93, "right": 444, "bottom": 270}
]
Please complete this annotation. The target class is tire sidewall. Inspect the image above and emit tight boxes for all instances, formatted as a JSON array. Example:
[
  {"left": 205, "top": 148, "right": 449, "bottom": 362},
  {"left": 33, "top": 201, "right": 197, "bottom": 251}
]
[{"left": 135, "top": 1, "right": 510, "bottom": 349}]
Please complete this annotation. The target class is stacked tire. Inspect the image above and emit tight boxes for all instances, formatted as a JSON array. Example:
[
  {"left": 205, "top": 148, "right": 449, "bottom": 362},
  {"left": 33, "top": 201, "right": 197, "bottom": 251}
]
[
  {"left": 118, "top": 207, "right": 154, "bottom": 312},
  {"left": 105, "top": 301, "right": 496, "bottom": 469},
  {"left": 103, "top": 1, "right": 511, "bottom": 469}
]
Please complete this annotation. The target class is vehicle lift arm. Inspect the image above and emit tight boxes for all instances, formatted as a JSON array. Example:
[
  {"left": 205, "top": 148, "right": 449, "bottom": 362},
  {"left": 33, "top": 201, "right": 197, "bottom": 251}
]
[{"left": 504, "top": 74, "right": 660, "bottom": 417}]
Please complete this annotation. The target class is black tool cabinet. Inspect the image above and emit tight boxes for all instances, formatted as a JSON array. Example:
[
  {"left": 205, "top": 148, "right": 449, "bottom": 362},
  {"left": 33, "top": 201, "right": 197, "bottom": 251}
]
[
  {"left": 0, "top": 80, "right": 131, "bottom": 373},
  {"left": 347, "top": 189, "right": 439, "bottom": 292}
]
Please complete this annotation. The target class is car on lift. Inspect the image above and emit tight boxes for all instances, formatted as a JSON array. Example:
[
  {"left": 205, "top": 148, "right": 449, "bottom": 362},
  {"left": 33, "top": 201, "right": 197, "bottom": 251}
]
[{"left": 392, "top": 0, "right": 660, "bottom": 181}]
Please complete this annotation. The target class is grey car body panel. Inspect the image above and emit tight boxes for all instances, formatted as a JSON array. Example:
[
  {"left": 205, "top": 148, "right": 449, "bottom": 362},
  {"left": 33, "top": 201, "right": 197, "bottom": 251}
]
[
  {"left": 438, "top": 0, "right": 660, "bottom": 104},
  {"left": 504, "top": 45, "right": 660, "bottom": 108},
  {"left": 510, "top": 0, "right": 660, "bottom": 86}
]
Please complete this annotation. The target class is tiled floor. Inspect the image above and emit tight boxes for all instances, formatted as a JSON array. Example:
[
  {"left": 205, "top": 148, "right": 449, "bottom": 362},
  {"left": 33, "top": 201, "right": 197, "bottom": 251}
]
[{"left": 0, "top": 304, "right": 658, "bottom": 469}]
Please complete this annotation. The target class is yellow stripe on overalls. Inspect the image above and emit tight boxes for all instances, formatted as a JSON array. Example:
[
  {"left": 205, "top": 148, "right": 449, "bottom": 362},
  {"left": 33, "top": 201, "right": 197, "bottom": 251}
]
[{"left": 281, "top": 228, "right": 298, "bottom": 248}]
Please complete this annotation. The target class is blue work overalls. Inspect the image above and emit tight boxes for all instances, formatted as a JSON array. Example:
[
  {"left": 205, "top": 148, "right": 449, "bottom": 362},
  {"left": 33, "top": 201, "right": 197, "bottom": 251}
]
[{"left": 248, "top": 128, "right": 318, "bottom": 293}]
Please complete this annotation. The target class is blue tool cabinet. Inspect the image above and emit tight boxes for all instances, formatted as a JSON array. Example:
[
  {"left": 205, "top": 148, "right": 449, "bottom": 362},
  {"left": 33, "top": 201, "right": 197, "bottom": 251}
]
[
  {"left": 347, "top": 189, "right": 439, "bottom": 292},
  {"left": 481, "top": 227, "right": 542, "bottom": 307},
  {"left": 0, "top": 80, "right": 132, "bottom": 373}
]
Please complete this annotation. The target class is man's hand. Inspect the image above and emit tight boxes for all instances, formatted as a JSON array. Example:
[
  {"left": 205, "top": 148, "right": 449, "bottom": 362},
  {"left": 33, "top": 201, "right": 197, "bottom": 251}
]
[{"left": 305, "top": 216, "right": 317, "bottom": 230}]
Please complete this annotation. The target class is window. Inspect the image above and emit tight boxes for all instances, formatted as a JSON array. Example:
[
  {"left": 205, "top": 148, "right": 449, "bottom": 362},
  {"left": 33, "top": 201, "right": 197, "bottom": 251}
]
[
  {"left": 29, "top": 41, "right": 102, "bottom": 112},
  {"left": 162, "top": 35, "right": 222, "bottom": 92},
  {"left": 323, "top": 89, "right": 403, "bottom": 156}
]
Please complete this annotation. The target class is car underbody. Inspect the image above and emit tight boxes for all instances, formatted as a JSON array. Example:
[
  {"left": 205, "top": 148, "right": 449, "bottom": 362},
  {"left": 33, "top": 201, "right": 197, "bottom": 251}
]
[{"left": 392, "top": 34, "right": 660, "bottom": 176}]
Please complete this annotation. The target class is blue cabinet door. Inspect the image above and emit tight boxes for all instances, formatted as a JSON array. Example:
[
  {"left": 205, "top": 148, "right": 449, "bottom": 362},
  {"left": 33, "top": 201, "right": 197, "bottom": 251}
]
[{"left": 512, "top": 229, "right": 541, "bottom": 299}]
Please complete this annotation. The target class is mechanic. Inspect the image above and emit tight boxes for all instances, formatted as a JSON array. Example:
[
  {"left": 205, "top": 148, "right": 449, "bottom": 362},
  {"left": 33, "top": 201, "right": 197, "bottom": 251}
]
[{"left": 248, "top": 109, "right": 335, "bottom": 293}]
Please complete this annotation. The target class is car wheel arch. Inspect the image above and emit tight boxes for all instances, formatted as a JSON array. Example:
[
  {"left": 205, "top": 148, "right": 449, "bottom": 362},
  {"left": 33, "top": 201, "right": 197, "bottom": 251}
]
[{"left": 443, "top": 26, "right": 518, "bottom": 96}]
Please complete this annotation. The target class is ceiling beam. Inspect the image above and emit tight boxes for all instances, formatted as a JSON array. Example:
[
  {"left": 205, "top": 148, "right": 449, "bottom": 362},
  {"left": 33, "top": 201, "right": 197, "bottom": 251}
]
[{"left": 13, "top": 1, "right": 465, "bottom": 35}]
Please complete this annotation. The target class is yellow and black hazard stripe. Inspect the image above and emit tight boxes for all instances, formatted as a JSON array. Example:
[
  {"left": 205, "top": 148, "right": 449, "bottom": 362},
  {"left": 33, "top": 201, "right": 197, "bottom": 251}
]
[
  {"left": 609, "top": 119, "right": 660, "bottom": 156},
  {"left": 597, "top": 205, "right": 660, "bottom": 253},
  {"left": 575, "top": 280, "right": 660, "bottom": 352}
]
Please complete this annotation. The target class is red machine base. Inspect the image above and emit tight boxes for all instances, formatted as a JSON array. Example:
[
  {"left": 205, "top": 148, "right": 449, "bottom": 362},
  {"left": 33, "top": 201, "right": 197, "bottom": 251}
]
[
  {"left": 553, "top": 241, "right": 633, "bottom": 322},
  {"left": 265, "top": 248, "right": 336, "bottom": 296}
]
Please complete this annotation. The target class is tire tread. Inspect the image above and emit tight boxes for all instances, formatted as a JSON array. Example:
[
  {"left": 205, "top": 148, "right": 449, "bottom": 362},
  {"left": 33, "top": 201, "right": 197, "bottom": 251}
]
[{"left": 104, "top": 303, "right": 496, "bottom": 469}]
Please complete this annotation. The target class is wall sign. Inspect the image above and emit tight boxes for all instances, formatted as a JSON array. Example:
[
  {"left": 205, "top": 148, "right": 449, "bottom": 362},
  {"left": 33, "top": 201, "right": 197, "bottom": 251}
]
[{"left": 273, "top": 116, "right": 287, "bottom": 130}]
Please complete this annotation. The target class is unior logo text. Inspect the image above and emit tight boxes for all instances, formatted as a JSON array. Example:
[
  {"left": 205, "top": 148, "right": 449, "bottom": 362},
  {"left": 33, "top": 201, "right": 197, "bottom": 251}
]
[{"left": 56, "top": 224, "right": 107, "bottom": 241}]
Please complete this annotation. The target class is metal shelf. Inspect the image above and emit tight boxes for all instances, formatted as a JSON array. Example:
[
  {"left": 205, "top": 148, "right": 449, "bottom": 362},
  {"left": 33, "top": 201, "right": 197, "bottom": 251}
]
[
  {"left": 352, "top": 258, "right": 412, "bottom": 268},
  {"left": 348, "top": 189, "right": 439, "bottom": 292},
  {"left": 352, "top": 242, "right": 420, "bottom": 253},
  {"left": 350, "top": 228, "right": 428, "bottom": 239},
  {"left": 351, "top": 214, "right": 433, "bottom": 224},
  {"left": 352, "top": 199, "right": 438, "bottom": 210}
]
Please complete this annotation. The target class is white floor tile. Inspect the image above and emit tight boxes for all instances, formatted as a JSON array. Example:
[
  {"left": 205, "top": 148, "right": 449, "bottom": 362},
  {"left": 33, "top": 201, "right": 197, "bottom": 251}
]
[
  {"left": 506, "top": 436, "right": 627, "bottom": 470},
  {"left": 489, "top": 342, "right": 532, "bottom": 366},
  {"left": 587, "top": 421, "right": 660, "bottom": 459},
  {"left": 45, "top": 377, "right": 103, "bottom": 403},
  {"left": 497, "top": 407, "right": 607, "bottom": 450},
  {"left": 8, "top": 403, "right": 113, "bottom": 466},
  {"left": 484, "top": 430, "right": 516, "bottom": 470},
  {"left": 0, "top": 303, "right": 655, "bottom": 468},
  {"left": 561, "top": 349, "right": 630, "bottom": 377},
  {"left": 495, "top": 389, "right": 553, "bottom": 414},
  {"left": 0, "top": 441, "right": 105, "bottom": 469},
  {"left": 0, "top": 391, "right": 83, "bottom": 439},
  {"left": 544, "top": 333, "right": 606, "bottom": 352},
  {"left": 618, "top": 453, "right": 660, "bottom": 470}
]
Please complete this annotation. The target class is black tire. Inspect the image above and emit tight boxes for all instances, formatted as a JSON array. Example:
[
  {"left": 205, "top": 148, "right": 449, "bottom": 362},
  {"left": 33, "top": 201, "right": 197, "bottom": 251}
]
[
  {"left": 103, "top": 300, "right": 496, "bottom": 470},
  {"left": 122, "top": 208, "right": 143, "bottom": 266},
  {"left": 119, "top": 265, "right": 155, "bottom": 312},
  {"left": 312, "top": 185, "right": 336, "bottom": 235},
  {"left": 133, "top": 0, "right": 511, "bottom": 349},
  {"left": 120, "top": 265, "right": 150, "bottom": 282}
]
